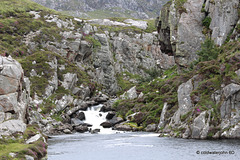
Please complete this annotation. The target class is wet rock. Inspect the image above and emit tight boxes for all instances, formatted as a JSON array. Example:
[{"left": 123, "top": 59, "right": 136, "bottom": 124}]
[
  {"left": 63, "top": 129, "right": 72, "bottom": 134},
  {"left": 91, "top": 129, "right": 100, "bottom": 134},
  {"left": 71, "top": 118, "right": 84, "bottom": 126},
  {"left": 109, "top": 116, "right": 124, "bottom": 125},
  {"left": 106, "top": 111, "right": 116, "bottom": 120},
  {"left": 99, "top": 104, "right": 113, "bottom": 112},
  {"left": 114, "top": 124, "right": 132, "bottom": 131},
  {"left": 100, "top": 121, "right": 112, "bottom": 128},
  {"left": 75, "top": 125, "right": 89, "bottom": 133},
  {"left": 76, "top": 112, "right": 86, "bottom": 121}
]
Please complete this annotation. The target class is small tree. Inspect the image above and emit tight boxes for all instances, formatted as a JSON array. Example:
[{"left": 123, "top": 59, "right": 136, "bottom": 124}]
[{"left": 197, "top": 38, "right": 220, "bottom": 62}]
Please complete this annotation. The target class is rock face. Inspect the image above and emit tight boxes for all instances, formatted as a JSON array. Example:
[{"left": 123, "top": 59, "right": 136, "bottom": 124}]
[
  {"left": 0, "top": 56, "right": 30, "bottom": 136},
  {"left": 156, "top": 0, "right": 239, "bottom": 66},
  {"left": 32, "top": 0, "right": 168, "bottom": 19},
  {"left": 23, "top": 13, "right": 175, "bottom": 95},
  {"left": 159, "top": 76, "right": 240, "bottom": 139},
  {"left": 208, "top": 0, "right": 239, "bottom": 46}
]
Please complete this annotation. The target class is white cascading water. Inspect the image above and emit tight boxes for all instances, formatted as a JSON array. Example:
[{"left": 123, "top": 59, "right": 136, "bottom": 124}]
[{"left": 83, "top": 104, "right": 117, "bottom": 134}]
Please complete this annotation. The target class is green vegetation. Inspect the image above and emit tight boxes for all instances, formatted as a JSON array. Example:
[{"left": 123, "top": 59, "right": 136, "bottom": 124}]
[
  {"left": 0, "top": 125, "right": 47, "bottom": 159},
  {"left": 202, "top": 16, "right": 212, "bottom": 28},
  {"left": 197, "top": 38, "right": 220, "bottom": 62},
  {"left": 174, "top": 0, "right": 187, "bottom": 14},
  {"left": 84, "top": 35, "right": 101, "bottom": 52},
  {"left": 113, "top": 39, "right": 240, "bottom": 132}
]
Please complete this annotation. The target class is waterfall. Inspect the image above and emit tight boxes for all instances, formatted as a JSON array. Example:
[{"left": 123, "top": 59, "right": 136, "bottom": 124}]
[{"left": 83, "top": 104, "right": 117, "bottom": 134}]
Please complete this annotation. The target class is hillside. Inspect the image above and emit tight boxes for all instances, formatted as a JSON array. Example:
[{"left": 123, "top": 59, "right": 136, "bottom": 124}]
[
  {"left": 0, "top": 0, "right": 240, "bottom": 159},
  {"left": 31, "top": 0, "right": 169, "bottom": 19}
]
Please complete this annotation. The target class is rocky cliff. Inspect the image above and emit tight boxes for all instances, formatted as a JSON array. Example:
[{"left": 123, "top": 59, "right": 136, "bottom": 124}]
[
  {"left": 32, "top": 0, "right": 168, "bottom": 19},
  {"left": 156, "top": 0, "right": 239, "bottom": 66},
  {"left": 1, "top": 1, "right": 240, "bottom": 158}
]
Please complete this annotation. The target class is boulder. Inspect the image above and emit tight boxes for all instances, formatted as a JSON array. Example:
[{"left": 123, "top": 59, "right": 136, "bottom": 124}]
[
  {"left": 74, "top": 125, "right": 88, "bottom": 133},
  {"left": 76, "top": 112, "right": 86, "bottom": 121},
  {"left": 222, "top": 83, "right": 240, "bottom": 99},
  {"left": 114, "top": 124, "right": 132, "bottom": 131},
  {"left": 63, "top": 129, "right": 72, "bottom": 134},
  {"left": 171, "top": 79, "right": 193, "bottom": 125},
  {"left": 26, "top": 134, "right": 42, "bottom": 144},
  {"left": 100, "top": 121, "right": 112, "bottom": 128},
  {"left": 99, "top": 104, "right": 113, "bottom": 112},
  {"left": 0, "top": 93, "right": 18, "bottom": 113},
  {"left": 71, "top": 118, "right": 84, "bottom": 126},
  {"left": 120, "top": 86, "right": 138, "bottom": 100},
  {"left": 0, "top": 120, "right": 26, "bottom": 136},
  {"left": 145, "top": 124, "right": 157, "bottom": 132},
  {"left": 106, "top": 111, "right": 116, "bottom": 120},
  {"left": 109, "top": 116, "right": 124, "bottom": 125},
  {"left": 0, "top": 75, "right": 19, "bottom": 95},
  {"left": 91, "top": 129, "right": 100, "bottom": 134},
  {"left": 62, "top": 73, "right": 78, "bottom": 91}
]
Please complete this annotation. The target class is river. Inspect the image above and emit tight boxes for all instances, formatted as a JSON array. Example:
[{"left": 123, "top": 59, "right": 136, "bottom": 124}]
[
  {"left": 48, "top": 132, "right": 240, "bottom": 160},
  {"left": 48, "top": 104, "right": 240, "bottom": 160}
]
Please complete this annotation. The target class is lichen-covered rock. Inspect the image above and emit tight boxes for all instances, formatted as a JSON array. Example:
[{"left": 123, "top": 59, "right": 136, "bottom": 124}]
[
  {"left": 120, "top": 86, "right": 138, "bottom": 100},
  {"left": 171, "top": 79, "right": 193, "bottom": 125},
  {"left": 208, "top": 0, "right": 239, "bottom": 46},
  {"left": 0, "top": 120, "right": 26, "bottom": 136},
  {"left": 0, "top": 56, "right": 30, "bottom": 123},
  {"left": 157, "top": 0, "right": 240, "bottom": 66}
]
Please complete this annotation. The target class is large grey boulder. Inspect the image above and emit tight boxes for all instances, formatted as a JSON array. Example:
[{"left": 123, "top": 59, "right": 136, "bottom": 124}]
[
  {"left": 0, "top": 93, "right": 18, "bottom": 113},
  {"left": 0, "top": 56, "right": 23, "bottom": 95},
  {"left": 145, "top": 124, "right": 157, "bottom": 132},
  {"left": 171, "top": 79, "right": 193, "bottom": 124},
  {"left": 222, "top": 83, "right": 240, "bottom": 99},
  {"left": 120, "top": 86, "right": 138, "bottom": 100},
  {"left": 62, "top": 73, "right": 78, "bottom": 91},
  {"left": 0, "top": 120, "right": 26, "bottom": 136}
]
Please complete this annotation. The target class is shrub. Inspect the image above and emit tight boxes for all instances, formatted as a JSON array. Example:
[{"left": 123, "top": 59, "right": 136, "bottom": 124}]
[{"left": 197, "top": 38, "right": 220, "bottom": 62}]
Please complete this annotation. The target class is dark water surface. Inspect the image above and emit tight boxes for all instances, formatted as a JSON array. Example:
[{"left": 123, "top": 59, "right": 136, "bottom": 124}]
[{"left": 48, "top": 132, "right": 240, "bottom": 160}]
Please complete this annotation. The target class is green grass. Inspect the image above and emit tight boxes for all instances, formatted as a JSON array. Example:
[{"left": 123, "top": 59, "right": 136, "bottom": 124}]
[
  {"left": 0, "top": 143, "right": 32, "bottom": 157},
  {"left": 0, "top": 0, "right": 52, "bottom": 17}
]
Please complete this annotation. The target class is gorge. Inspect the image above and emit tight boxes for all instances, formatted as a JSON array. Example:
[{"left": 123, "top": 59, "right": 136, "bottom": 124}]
[{"left": 0, "top": 0, "right": 240, "bottom": 159}]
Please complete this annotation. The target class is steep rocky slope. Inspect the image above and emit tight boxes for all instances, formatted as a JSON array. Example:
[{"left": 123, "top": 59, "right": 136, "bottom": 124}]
[
  {"left": 0, "top": 1, "right": 240, "bottom": 159},
  {"left": 156, "top": 0, "right": 239, "bottom": 66},
  {"left": 113, "top": 0, "right": 240, "bottom": 138},
  {"left": 0, "top": 0, "right": 172, "bottom": 158},
  {"left": 32, "top": 0, "right": 168, "bottom": 19}
]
